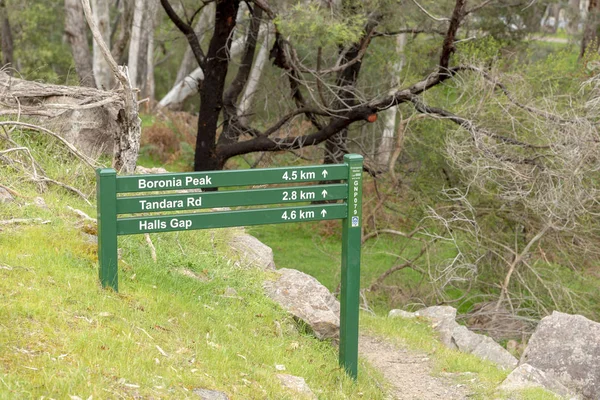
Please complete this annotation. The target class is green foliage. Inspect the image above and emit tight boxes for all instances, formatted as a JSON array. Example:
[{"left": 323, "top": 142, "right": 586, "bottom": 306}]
[
  {"left": 275, "top": 4, "right": 367, "bottom": 48},
  {"left": 7, "top": 0, "right": 75, "bottom": 83}
]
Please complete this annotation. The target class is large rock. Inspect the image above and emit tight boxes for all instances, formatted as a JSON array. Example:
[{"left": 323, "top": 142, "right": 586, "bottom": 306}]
[
  {"left": 415, "top": 306, "right": 460, "bottom": 349},
  {"left": 264, "top": 268, "right": 340, "bottom": 340},
  {"left": 193, "top": 388, "right": 229, "bottom": 400},
  {"left": 521, "top": 311, "right": 600, "bottom": 399},
  {"left": 229, "top": 233, "right": 276, "bottom": 270},
  {"left": 390, "top": 306, "right": 517, "bottom": 369},
  {"left": 499, "top": 363, "right": 576, "bottom": 399},
  {"left": 0, "top": 187, "right": 14, "bottom": 203},
  {"left": 452, "top": 325, "right": 518, "bottom": 369},
  {"left": 276, "top": 374, "right": 317, "bottom": 399}
]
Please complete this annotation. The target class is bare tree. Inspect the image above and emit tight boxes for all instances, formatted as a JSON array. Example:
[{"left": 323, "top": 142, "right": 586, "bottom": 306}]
[
  {"left": 0, "top": 0, "right": 13, "bottom": 71},
  {"left": 65, "top": 0, "right": 95, "bottom": 87},
  {"left": 91, "top": 0, "right": 114, "bottom": 89}
]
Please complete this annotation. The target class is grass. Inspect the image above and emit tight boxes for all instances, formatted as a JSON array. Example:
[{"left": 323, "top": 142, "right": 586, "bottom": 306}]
[{"left": 0, "top": 128, "right": 569, "bottom": 399}]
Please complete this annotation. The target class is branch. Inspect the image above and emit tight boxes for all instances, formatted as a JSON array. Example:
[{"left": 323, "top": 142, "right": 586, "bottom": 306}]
[
  {"left": 411, "top": 0, "right": 450, "bottom": 22},
  {"left": 439, "top": 0, "right": 467, "bottom": 70},
  {"left": 160, "top": 0, "right": 206, "bottom": 68}
]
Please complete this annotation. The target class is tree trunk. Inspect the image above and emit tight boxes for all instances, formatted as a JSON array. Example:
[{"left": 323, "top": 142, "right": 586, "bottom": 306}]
[
  {"left": 238, "top": 25, "right": 271, "bottom": 126},
  {"left": 157, "top": 30, "right": 247, "bottom": 110},
  {"left": 128, "top": 0, "right": 144, "bottom": 89},
  {"left": 194, "top": 0, "right": 240, "bottom": 171},
  {"left": 65, "top": 0, "right": 95, "bottom": 87},
  {"left": 377, "top": 33, "right": 407, "bottom": 169},
  {"left": 581, "top": 0, "right": 600, "bottom": 57},
  {"left": 91, "top": 0, "right": 113, "bottom": 89},
  {"left": 567, "top": 0, "right": 581, "bottom": 34},
  {"left": 142, "top": 0, "right": 159, "bottom": 108},
  {"left": 0, "top": 0, "right": 14, "bottom": 71},
  {"left": 111, "top": 0, "right": 133, "bottom": 64}
]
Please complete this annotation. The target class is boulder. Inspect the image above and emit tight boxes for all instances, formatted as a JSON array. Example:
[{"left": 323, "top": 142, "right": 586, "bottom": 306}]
[
  {"left": 264, "top": 268, "right": 340, "bottom": 340},
  {"left": 229, "top": 233, "right": 276, "bottom": 270},
  {"left": 452, "top": 325, "right": 518, "bottom": 369},
  {"left": 135, "top": 166, "right": 169, "bottom": 174},
  {"left": 415, "top": 306, "right": 460, "bottom": 349},
  {"left": 0, "top": 187, "right": 14, "bottom": 203},
  {"left": 521, "top": 311, "right": 600, "bottom": 399},
  {"left": 388, "top": 309, "right": 416, "bottom": 319},
  {"left": 499, "top": 363, "right": 577, "bottom": 399},
  {"left": 276, "top": 374, "right": 317, "bottom": 399},
  {"left": 193, "top": 388, "right": 229, "bottom": 400}
]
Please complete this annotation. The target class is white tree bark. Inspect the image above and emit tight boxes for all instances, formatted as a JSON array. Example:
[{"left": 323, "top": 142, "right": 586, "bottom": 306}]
[
  {"left": 143, "top": 0, "right": 159, "bottom": 107},
  {"left": 238, "top": 25, "right": 272, "bottom": 125},
  {"left": 91, "top": 0, "right": 113, "bottom": 89},
  {"left": 158, "top": 3, "right": 254, "bottom": 110},
  {"left": 127, "top": 0, "right": 144, "bottom": 89},
  {"left": 174, "top": 3, "right": 214, "bottom": 85},
  {"left": 377, "top": 33, "right": 407, "bottom": 169},
  {"left": 157, "top": 35, "right": 248, "bottom": 109}
]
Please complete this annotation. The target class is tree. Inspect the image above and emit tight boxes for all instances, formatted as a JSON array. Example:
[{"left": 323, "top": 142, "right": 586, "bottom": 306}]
[
  {"left": 0, "top": 0, "right": 13, "bottom": 71},
  {"left": 64, "top": 0, "right": 95, "bottom": 87},
  {"left": 91, "top": 0, "right": 113, "bottom": 89},
  {"left": 158, "top": 0, "right": 503, "bottom": 172},
  {"left": 581, "top": 0, "right": 600, "bottom": 57}
]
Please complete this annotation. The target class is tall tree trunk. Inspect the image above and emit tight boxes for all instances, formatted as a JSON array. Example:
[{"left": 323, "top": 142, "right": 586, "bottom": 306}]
[
  {"left": 128, "top": 0, "right": 144, "bottom": 88},
  {"left": 142, "top": 0, "right": 159, "bottom": 108},
  {"left": 0, "top": 0, "right": 14, "bottom": 71},
  {"left": 567, "top": 0, "right": 581, "bottom": 34},
  {"left": 551, "top": 4, "right": 562, "bottom": 33},
  {"left": 195, "top": 0, "right": 240, "bottom": 171},
  {"left": 65, "top": 0, "right": 95, "bottom": 87},
  {"left": 581, "top": 0, "right": 600, "bottom": 57},
  {"left": 111, "top": 0, "right": 133, "bottom": 64},
  {"left": 238, "top": 25, "right": 271, "bottom": 126},
  {"left": 91, "top": 0, "right": 113, "bottom": 89},
  {"left": 377, "top": 33, "right": 407, "bottom": 169}
]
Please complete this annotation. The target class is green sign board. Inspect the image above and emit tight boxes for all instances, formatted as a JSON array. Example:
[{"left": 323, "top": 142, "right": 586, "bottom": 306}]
[{"left": 96, "top": 154, "right": 364, "bottom": 379}]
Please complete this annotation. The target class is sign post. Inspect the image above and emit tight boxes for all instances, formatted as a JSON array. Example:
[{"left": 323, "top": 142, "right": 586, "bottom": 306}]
[{"left": 96, "top": 155, "right": 364, "bottom": 378}]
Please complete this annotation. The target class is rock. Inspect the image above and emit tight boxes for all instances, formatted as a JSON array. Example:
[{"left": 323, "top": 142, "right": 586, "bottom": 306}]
[
  {"left": 499, "top": 363, "right": 577, "bottom": 399},
  {"left": 521, "top": 311, "right": 600, "bottom": 399},
  {"left": 135, "top": 166, "right": 169, "bottom": 174},
  {"left": 229, "top": 233, "right": 276, "bottom": 270},
  {"left": 0, "top": 187, "right": 14, "bottom": 203},
  {"left": 33, "top": 197, "right": 48, "bottom": 210},
  {"left": 452, "top": 325, "right": 518, "bottom": 369},
  {"left": 276, "top": 374, "right": 317, "bottom": 399},
  {"left": 415, "top": 306, "right": 460, "bottom": 349},
  {"left": 388, "top": 309, "right": 416, "bottom": 319},
  {"left": 264, "top": 268, "right": 340, "bottom": 340},
  {"left": 193, "top": 388, "right": 229, "bottom": 400}
]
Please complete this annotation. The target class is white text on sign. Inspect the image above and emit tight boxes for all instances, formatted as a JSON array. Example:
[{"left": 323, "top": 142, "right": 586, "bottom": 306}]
[
  {"left": 139, "top": 218, "right": 192, "bottom": 231},
  {"left": 139, "top": 196, "right": 202, "bottom": 210},
  {"left": 137, "top": 175, "right": 212, "bottom": 190}
]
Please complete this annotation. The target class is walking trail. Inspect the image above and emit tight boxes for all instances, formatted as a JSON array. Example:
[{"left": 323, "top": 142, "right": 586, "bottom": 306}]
[{"left": 359, "top": 335, "right": 470, "bottom": 400}]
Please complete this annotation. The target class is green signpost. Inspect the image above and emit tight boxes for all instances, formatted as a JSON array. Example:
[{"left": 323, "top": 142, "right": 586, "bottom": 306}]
[{"left": 96, "top": 154, "right": 364, "bottom": 379}]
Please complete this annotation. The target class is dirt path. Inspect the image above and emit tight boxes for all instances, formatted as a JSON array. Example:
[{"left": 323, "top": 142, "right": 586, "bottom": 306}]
[{"left": 359, "top": 335, "right": 470, "bottom": 400}]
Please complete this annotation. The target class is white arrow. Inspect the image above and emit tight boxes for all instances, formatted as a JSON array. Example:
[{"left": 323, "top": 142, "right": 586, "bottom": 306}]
[
  {"left": 321, "top": 189, "right": 328, "bottom": 198},
  {"left": 321, "top": 169, "right": 328, "bottom": 178},
  {"left": 321, "top": 209, "right": 327, "bottom": 217}
]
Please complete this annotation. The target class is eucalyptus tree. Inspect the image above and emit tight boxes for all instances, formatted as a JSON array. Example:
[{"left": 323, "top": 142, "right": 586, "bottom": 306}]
[{"left": 159, "top": 0, "right": 539, "bottom": 172}]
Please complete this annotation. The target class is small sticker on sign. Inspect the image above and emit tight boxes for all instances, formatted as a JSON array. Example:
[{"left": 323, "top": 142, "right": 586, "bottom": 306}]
[{"left": 352, "top": 216, "right": 359, "bottom": 227}]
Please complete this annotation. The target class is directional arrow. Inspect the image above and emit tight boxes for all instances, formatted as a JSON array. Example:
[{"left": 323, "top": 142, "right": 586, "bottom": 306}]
[
  {"left": 322, "top": 169, "right": 328, "bottom": 178},
  {"left": 321, "top": 189, "right": 328, "bottom": 198},
  {"left": 321, "top": 209, "right": 327, "bottom": 217}
]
